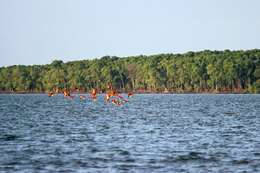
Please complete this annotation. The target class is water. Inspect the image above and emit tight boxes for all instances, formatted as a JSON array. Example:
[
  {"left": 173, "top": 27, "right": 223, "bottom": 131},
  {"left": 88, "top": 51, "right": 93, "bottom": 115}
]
[{"left": 0, "top": 94, "right": 260, "bottom": 173}]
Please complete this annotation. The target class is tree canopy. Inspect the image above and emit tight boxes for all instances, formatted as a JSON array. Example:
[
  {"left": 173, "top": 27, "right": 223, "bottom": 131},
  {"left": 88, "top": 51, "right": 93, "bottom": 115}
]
[{"left": 0, "top": 49, "right": 260, "bottom": 93}]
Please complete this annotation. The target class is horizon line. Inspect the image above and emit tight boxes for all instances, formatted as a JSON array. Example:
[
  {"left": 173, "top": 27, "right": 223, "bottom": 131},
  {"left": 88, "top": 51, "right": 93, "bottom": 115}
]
[{"left": 1, "top": 48, "right": 259, "bottom": 68}]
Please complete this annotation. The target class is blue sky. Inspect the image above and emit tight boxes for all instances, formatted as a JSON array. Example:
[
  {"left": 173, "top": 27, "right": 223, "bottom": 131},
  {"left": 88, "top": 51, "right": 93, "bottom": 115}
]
[{"left": 0, "top": 0, "right": 260, "bottom": 66}]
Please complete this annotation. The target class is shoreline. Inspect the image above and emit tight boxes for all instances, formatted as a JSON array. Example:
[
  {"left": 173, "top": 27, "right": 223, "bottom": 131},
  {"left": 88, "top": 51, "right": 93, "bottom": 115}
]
[{"left": 0, "top": 91, "right": 254, "bottom": 95}]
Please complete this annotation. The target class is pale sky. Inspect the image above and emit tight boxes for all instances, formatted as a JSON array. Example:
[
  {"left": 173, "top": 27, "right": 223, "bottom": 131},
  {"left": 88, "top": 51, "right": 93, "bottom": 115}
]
[{"left": 0, "top": 0, "right": 260, "bottom": 67}]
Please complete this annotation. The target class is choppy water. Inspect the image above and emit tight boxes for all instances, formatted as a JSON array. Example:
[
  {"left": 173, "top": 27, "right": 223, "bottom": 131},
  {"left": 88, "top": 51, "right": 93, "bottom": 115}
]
[{"left": 0, "top": 94, "right": 260, "bottom": 173}]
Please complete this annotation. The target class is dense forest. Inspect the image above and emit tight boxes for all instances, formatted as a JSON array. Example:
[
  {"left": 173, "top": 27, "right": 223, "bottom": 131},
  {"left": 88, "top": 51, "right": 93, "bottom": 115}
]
[{"left": 0, "top": 49, "right": 260, "bottom": 93}]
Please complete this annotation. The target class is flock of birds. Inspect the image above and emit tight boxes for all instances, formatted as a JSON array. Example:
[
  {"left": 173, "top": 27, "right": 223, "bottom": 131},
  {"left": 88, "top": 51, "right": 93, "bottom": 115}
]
[{"left": 47, "top": 83, "right": 133, "bottom": 106}]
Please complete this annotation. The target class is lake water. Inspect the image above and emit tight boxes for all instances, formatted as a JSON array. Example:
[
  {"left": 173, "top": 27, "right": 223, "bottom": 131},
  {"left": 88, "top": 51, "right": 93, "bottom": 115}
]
[{"left": 0, "top": 94, "right": 260, "bottom": 173}]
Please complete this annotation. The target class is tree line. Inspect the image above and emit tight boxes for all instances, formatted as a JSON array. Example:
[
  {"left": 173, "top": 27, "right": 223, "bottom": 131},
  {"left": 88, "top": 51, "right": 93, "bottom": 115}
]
[{"left": 0, "top": 49, "right": 260, "bottom": 93}]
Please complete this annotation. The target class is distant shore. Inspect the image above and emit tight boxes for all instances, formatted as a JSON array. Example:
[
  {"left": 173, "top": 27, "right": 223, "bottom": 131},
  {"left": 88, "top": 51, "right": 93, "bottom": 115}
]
[
  {"left": 1, "top": 50, "right": 259, "bottom": 94},
  {"left": 0, "top": 91, "right": 252, "bottom": 94}
]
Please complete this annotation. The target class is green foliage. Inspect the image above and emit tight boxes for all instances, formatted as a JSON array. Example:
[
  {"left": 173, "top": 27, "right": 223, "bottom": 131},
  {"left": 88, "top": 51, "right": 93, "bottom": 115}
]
[{"left": 0, "top": 50, "right": 260, "bottom": 93}]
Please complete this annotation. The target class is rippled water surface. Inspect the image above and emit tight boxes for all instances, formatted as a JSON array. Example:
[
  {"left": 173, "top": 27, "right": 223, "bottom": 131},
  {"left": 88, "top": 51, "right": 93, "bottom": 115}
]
[{"left": 0, "top": 94, "right": 260, "bottom": 173}]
